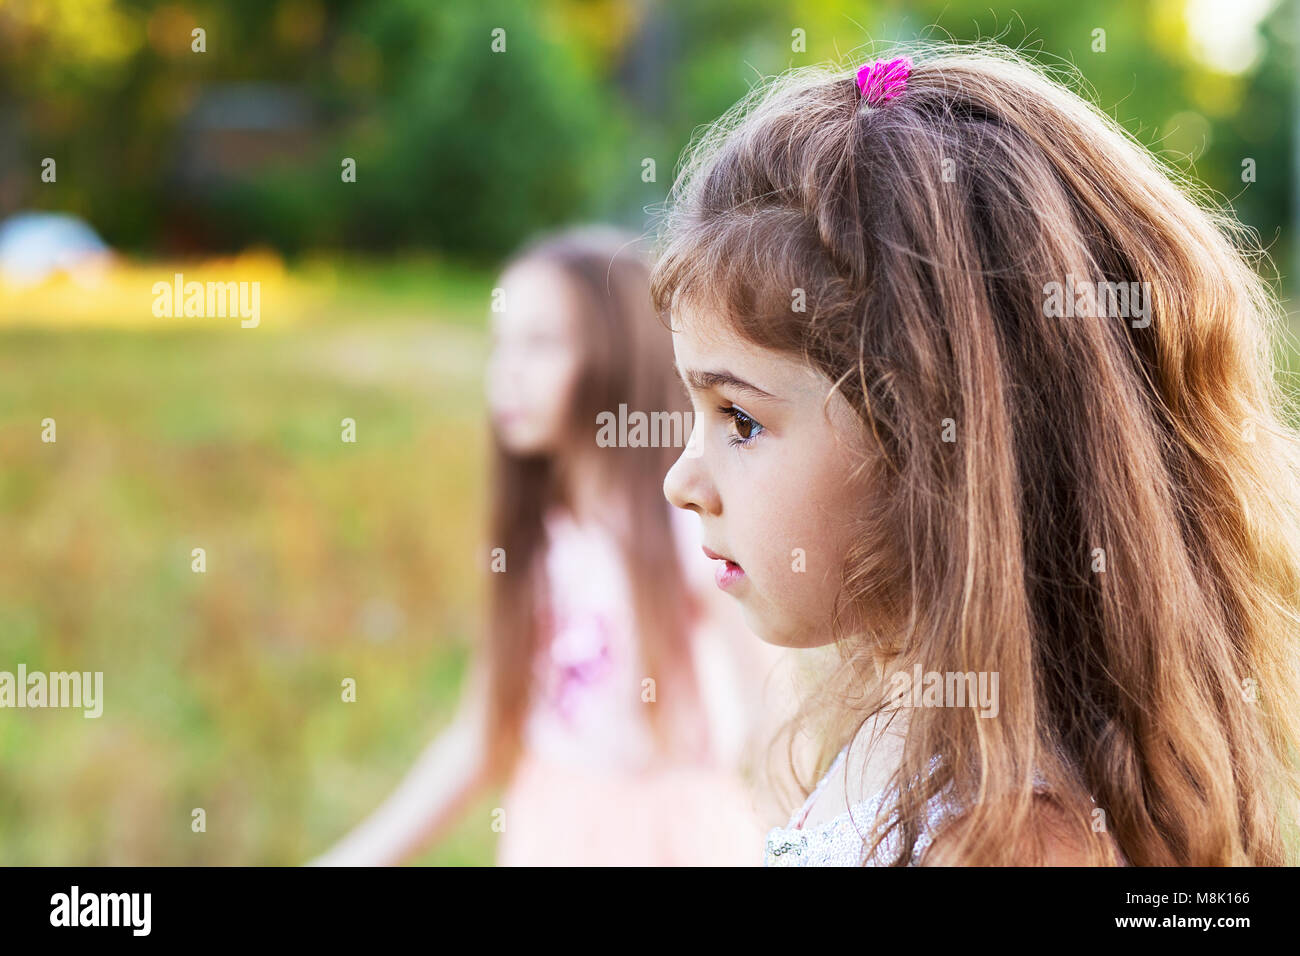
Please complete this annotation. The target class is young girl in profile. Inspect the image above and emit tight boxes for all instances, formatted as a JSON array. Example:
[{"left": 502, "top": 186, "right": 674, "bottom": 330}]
[
  {"left": 654, "top": 44, "right": 1300, "bottom": 866},
  {"left": 313, "top": 225, "right": 785, "bottom": 866}
]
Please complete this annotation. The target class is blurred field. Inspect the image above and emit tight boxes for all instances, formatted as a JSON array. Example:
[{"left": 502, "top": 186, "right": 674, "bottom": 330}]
[{"left": 0, "top": 259, "right": 504, "bottom": 865}]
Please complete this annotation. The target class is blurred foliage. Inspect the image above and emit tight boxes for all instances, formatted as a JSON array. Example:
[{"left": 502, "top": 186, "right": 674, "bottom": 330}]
[
  {"left": 0, "top": 262, "right": 504, "bottom": 864},
  {"left": 0, "top": 0, "right": 1292, "bottom": 265}
]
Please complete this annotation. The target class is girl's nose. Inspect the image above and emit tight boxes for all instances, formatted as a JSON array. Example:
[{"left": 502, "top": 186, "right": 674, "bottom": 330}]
[{"left": 663, "top": 440, "right": 719, "bottom": 515}]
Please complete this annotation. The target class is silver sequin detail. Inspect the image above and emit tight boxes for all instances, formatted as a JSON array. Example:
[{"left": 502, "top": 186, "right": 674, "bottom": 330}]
[{"left": 764, "top": 746, "right": 950, "bottom": 867}]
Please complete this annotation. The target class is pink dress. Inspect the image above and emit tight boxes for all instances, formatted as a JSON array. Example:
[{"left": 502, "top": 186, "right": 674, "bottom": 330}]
[{"left": 495, "top": 505, "right": 767, "bottom": 866}]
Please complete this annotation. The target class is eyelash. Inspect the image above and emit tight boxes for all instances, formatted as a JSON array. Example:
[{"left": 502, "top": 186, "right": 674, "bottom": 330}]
[{"left": 717, "top": 404, "right": 764, "bottom": 447}]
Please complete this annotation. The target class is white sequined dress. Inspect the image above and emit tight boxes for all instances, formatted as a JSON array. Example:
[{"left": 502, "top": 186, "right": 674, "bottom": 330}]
[
  {"left": 764, "top": 744, "right": 1104, "bottom": 866},
  {"left": 764, "top": 745, "right": 954, "bottom": 866}
]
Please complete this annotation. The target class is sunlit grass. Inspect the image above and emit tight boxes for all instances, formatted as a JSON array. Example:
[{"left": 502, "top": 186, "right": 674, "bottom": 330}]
[{"left": 0, "top": 259, "right": 502, "bottom": 864}]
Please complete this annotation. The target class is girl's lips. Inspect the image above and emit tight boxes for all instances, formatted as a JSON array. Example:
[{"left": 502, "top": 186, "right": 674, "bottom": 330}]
[
  {"left": 702, "top": 546, "right": 745, "bottom": 591},
  {"left": 714, "top": 559, "right": 745, "bottom": 591}
]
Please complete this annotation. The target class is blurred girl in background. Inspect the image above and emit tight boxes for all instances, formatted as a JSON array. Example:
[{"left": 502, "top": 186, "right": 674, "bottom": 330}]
[{"left": 314, "top": 225, "right": 785, "bottom": 866}]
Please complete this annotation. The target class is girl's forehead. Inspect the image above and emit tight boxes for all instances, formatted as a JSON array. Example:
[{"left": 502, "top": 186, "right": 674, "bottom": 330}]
[
  {"left": 671, "top": 308, "right": 828, "bottom": 400},
  {"left": 492, "top": 263, "right": 578, "bottom": 332},
  {"left": 670, "top": 307, "right": 756, "bottom": 370},
  {"left": 502, "top": 260, "right": 580, "bottom": 303},
  {"left": 670, "top": 298, "right": 752, "bottom": 351}
]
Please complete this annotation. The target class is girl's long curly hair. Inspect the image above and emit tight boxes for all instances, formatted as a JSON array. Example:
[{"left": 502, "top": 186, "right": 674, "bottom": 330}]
[{"left": 650, "top": 42, "right": 1300, "bottom": 865}]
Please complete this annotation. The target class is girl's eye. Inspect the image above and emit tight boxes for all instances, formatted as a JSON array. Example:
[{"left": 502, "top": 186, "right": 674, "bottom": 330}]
[{"left": 717, "top": 404, "right": 765, "bottom": 447}]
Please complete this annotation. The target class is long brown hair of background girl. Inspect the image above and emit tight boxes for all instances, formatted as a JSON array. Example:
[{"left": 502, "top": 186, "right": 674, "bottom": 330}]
[
  {"left": 651, "top": 43, "right": 1300, "bottom": 866},
  {"left": 485, "top": 226, "right": 706, "bottom": 781}
]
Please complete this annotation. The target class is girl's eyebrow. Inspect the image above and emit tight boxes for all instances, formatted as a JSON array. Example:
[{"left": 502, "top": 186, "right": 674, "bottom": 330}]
[{"left": 674, "top": 363, "right": 784, "bottom": 402}]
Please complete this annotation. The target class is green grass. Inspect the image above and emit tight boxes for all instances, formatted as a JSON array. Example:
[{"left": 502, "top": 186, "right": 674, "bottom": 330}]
[{"left": 0, "top": 260, "right": 502, "bottom": 864}]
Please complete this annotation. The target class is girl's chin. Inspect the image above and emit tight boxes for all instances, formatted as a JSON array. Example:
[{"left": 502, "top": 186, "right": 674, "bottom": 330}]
[
  {"left": 738, "top": 603, "right": 793, "bottom": 648},
  {"left": 743, "top": 606, "right": 838, "bottom": 649},
  {"left": 495, "top": 425, "right": 556, "bottom": 457}
]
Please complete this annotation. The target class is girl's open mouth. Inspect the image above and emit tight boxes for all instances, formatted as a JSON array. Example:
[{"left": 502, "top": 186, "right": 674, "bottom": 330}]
[
  {"left": 702, "top": 546, "right": 745, "bottom": 591},
  {"left": 714, "top": 559, "right": 745, "bottom": 591}
]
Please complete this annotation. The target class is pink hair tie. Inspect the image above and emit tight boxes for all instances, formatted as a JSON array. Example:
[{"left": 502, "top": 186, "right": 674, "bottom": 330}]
[{"left": 856, "top": 56, "right": 912, "bottom": 105}]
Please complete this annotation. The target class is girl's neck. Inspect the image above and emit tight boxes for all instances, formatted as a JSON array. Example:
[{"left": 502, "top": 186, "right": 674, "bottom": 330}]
[{"left": 552, "top": 444, "right": 629, "bottom": 535}]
